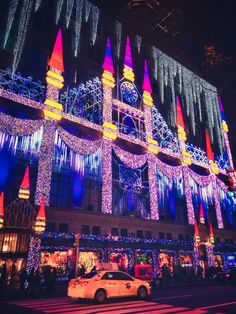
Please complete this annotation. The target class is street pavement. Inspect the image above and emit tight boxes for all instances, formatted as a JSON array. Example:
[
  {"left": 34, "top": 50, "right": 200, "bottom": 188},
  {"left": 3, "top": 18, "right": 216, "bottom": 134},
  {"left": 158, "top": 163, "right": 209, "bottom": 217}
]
[{"left": 1, "top": 285, "right": 236, "bottom": 314}]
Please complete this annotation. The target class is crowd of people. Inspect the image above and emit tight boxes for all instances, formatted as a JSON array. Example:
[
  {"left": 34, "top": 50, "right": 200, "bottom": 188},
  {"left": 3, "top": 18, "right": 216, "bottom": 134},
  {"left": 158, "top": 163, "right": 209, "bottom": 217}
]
[{"left": 0, "top": 262, "right": 58, "bottom": 296}]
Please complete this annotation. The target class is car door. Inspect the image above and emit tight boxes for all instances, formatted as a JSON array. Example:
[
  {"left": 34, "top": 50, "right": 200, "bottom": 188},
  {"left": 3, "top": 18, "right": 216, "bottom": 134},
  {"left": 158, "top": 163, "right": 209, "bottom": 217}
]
[
  {"left": 100, "top": 272, "right": 120, "bottom": 297},
  {"left": 117, "top": 272, "right": 137, "bottom": 297}
]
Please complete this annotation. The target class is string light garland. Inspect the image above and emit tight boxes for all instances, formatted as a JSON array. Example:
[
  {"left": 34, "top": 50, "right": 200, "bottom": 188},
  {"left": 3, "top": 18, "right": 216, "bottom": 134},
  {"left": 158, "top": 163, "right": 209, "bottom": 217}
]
[
  {"left": 73, "top": 0, "right": 84, "bottom": 57},
  {"left": 148, "top": 153, "right": 159, "bottom": 220},
  {"left": 113, "top": 145, "right": 147, "bottom": 169}
]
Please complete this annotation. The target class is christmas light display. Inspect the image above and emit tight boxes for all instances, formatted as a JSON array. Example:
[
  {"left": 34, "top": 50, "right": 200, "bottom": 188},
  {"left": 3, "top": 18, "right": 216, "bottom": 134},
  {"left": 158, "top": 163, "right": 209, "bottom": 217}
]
[
  {"left": 34, "top": 197, "right": 46, "bottom": 233},
  {"left": 136, "top": 35, "right": 142, "bottom": 54},
  {"left": 183, "top": 166, "right": 195, "bottom": 225},
  {"left": 148, "top": 153, "right": 159, "bottom": 220},
  {"left": 3, "top": 0, "right": 19, "bottom": 48},
  {"left": 35, "top": 0, "right": 42, "bottom": 12},
  {"left": 101, "top": 139, "right": 112, "bottom": 214},
  {"left": 55, "top": 0, "right": 64, "bottom": 24},
  {"left": 73, "top": 0, "right": 84, "bottom": 57},
  {"left": 12, "top": 0, "right": 33, "bottom": 75},
  {"left": 18, "top": 166, "right": 30, "bottom": 199},
  {"left": 113, "top": 145, "right": 147, "bottom": 169},
  {"left": 66, "top": 0, "right": 75, "bottom": 28},
  {"left": 84, "top": 0, "right": 91, "bottom": 22},
  {"left": 152, "top": 46, "right": 223, "bottom": 149},
  {"left": 35, "top": 121, "right": 57, "bottom": 206},
  {"left": 27, "top": 236, "right": 41, "bottom": 272},
  {"left": 115, "top": 21, "right": 122, "bottom": 60},
  {"left": 91, "top": 4, "right": 100, "bottom": 45}
]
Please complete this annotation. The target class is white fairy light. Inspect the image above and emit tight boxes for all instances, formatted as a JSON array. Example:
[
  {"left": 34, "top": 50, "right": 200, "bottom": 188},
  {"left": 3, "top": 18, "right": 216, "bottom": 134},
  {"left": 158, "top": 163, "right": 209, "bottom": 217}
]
[
  {"left": 66, "top": 0, "right": 75, "bottom": 28},
  {"left": 73, "top": 0, "right": 84, "bottom": 57},
  {"left": 3, "top": 0, "right": 19, "bottom": 49},
  {"left": 35, "top": 0, "right": 42, "bottom": 12},
  {"left": 115, "top": 21, "right": 122, "bottom": 60},
  {"left": 84, "top": 0, "right": 91, "bottom": 22},
  {"left": 55, "top": 0, "right": 64, "bottom": 24},
  {"left": 91, "top": 4, "right": 100, "bottom": 45},
  {"left": 12, "top": 0, "right": 33, "bottom": 75}
]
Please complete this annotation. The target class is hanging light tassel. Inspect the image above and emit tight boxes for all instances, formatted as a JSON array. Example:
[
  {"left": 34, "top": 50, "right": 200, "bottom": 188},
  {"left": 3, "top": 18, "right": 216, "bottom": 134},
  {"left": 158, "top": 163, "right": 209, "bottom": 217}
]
[
  {"left": 34, "top": 197, "right": 46, "bottom": 233},
  {"left": 136, "top": 34, "right": 142, "bottom": 54},
  {"left": 55, "top": 0, "right": 64, "bottom": 24},
  {"left": 18, "top": 166, "right": 30, "bottom": 199},
  {"left": 209, "top": 220, "right": 214, "bottom": 243},
  {"left": 73, "top": 0, "right": 84, "bottom": 57},
  {"left": 84, "top": 0, "right": 91, "bottom": 22},
  {"left": 66, "top": 0, "right": 75, "bottom": 28},
  {"left": 3, "top": 0, "right": 19, "bottom": 49},
  {"left": 35, "top": 0, "right": 42, "bottom": 12},
  {"left": 12, "top": 0, "right": 33, "bottom": 75},
  {"left": 91, "top": 4, "right": 100, "bottom": 45},
  {"left": 0, "top": 192, "right": 4, "bottom": 228},
  {"left": 115, "top": 21, "right": 122, "bottom": 60}
]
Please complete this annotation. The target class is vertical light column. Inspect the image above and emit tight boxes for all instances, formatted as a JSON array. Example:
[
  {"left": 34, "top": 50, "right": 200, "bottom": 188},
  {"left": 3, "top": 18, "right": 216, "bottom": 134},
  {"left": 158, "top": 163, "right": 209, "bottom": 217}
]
[
  {"left": 176, "top": 97, "right": 194, "bottom": 224},
  {"left": 212, "top": 176, "right": 224, "bottom": 228},
  {"left": 142, "top": 60, "right": 159, "bottom": 220},
  {"left": 35, "top": 29, "right": 65, "bottom": 206},
  {"left": 101, "top": 38, "right": 116, "bottom": 214}
]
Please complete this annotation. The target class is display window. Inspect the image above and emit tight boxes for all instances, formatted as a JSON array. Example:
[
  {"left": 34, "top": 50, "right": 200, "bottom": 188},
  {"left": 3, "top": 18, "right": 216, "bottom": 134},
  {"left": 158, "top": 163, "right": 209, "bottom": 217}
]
[
  {"left": 78, "top": 251, "right": 100, "bottom": 273},
  {"left": 109, "top": 252, "right": 129, "bottom": 271},
  {"left": 179, "top": 253, "right": 193, "bottom": 267},
  {"left": 159, "top": 252, "right": 174, "bottom": 273},
  {"left": 214, "top": 254, "right": 223, "bottom": 268},
  {"left": 40, "top": 251, "right": 68, "bottom": 276}
]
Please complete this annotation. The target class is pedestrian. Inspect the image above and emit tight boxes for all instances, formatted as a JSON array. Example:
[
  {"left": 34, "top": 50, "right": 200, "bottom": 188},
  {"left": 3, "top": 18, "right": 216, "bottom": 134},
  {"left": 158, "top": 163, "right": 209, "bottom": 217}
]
[
  {"left": 0, "top": 262, "right": 7, "bottom": 289},
  {"left": 18, "top": 268, "right": 28, "bottom": 296},
  {"left": 51, "top": 267, "right": 57, "bottom": 291},
  {"left": 35, "top": 269, "right": 42, "bottom": 294},
  {"left": 44, "top": 266, "right": 51, "bottom": 291},
  {"left": 28, "top": 268, "right": 36, "bottom": 295}
]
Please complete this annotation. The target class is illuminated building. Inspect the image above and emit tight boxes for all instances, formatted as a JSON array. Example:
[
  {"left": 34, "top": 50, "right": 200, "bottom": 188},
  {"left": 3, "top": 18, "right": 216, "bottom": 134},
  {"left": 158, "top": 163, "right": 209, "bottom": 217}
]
[{"left": 0, "top": 0, "right": 235, "bottom": 278}]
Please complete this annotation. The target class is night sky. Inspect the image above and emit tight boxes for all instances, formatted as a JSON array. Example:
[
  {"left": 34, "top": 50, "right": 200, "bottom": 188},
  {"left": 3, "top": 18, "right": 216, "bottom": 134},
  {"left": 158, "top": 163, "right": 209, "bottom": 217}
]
[{"left": 93, "top": 0, "right": 236, "bottom": 164}]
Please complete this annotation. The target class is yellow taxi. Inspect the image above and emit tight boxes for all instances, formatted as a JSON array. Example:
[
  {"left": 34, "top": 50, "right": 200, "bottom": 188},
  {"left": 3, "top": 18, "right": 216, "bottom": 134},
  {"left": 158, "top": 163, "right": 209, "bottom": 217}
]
[{"left": 67, "top": 270, "right": 151, "bottom": 303}]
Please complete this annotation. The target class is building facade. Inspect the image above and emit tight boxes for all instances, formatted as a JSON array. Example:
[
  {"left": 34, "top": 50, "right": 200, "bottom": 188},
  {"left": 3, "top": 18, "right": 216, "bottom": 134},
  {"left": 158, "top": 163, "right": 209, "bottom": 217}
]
[{"left": 0, "top": 0, "right": 236, "bottom": 280}]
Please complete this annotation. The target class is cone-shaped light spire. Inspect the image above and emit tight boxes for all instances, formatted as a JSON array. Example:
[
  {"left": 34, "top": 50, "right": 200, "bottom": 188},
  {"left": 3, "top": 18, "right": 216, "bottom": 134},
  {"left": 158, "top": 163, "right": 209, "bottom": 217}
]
[
  {"left": 205, "top": 129, "right": 214, "bottom": 161},
  {"left": 0, "top": 192, "right": 4, "bottom": 228},
  {"left": 19, "top": 166, "right": 30, "bottom": 199},
  {"left": 199, "top": 203, "right": 205, "bottom": 224},
  {"left": 209, "top": 220, "right": 215, "bottom": 243},
  {"left": 48, "top": 29, "right": 64, "bottom": 72},
  {"left": 102, "top": 37, "right": 114, "bottom": 74},
  {"left": 35, "top": 197, "right": 46, "bottom": 234},
  {"left": 37, "top": 197, "right": 45, "bottom": 220},
  {"left": 124, "top": 36, "right": 133, "bottom": 69},
  {"left": 142, "top": 60, "right": 152, "bottom": 93},
  {"left": 176, "top": 96, "right": 185, "bottom": 129},
  {"left": 194, "top": 220, "right": 200, "bottom": 242}
]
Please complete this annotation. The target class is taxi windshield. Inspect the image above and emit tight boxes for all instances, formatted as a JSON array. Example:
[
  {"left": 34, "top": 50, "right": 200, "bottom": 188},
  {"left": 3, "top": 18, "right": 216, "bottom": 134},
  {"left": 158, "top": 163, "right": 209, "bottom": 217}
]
[{"left": 80, "top": 271, "right": 99, "bottom": 279}]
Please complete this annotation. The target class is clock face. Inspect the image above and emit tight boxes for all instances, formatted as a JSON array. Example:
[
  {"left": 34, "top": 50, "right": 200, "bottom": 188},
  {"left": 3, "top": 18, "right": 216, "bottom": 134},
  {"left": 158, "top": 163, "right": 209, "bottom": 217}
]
[{"left": 120, "top": 81, "right": 139, "bottom": 105}]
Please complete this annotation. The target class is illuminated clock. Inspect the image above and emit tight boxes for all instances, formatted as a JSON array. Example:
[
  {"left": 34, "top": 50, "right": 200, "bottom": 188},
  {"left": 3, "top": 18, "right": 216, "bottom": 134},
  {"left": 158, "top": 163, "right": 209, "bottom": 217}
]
[{"left": 120, "top": 81, "right": 139, "bottom": 105}]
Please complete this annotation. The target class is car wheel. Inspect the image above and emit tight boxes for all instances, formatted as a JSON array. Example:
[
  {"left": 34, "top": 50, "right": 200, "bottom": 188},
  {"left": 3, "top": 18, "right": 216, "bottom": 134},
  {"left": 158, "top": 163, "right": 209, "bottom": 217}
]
[
  {"left": 95, "top": 289, "right": 106, "bottom": 304},
  {"left": 137, "top": 286, "right": 148, "bottom": 299}
]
